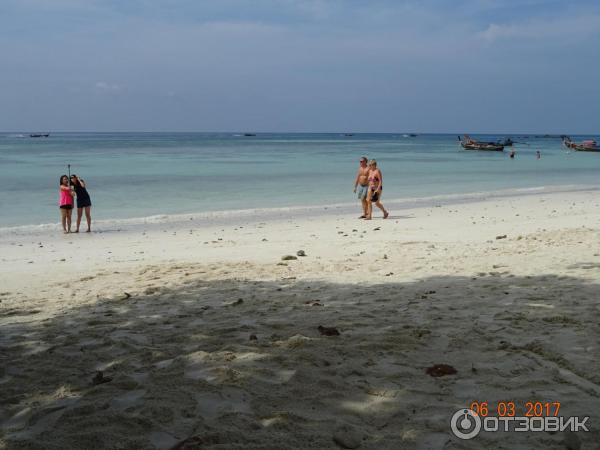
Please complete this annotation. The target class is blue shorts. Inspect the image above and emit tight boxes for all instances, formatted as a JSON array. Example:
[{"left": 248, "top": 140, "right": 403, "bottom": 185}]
[{"left": 357, "top": 184, "right": 369, "bottom": 200}]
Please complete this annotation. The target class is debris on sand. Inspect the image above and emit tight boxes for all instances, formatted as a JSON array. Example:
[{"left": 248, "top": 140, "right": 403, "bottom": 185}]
[
  {"left": 318, "top": 325, "right": 340, "bottom": 336},
  {"left": 227, "top": 298, "right": 244, "bottom": 306},
  {"left": 92, "top": 371, "right": 112, "bottom": 385},
  {"left": 495, "top": 234, "right": 507, "bottom": 240},
  {"left": 305, "top": 300, "right": 323, "bottom": 307},
  {"left": 282, "top": 255, "right": 298, "bottom": 261},
  {"left": 296, "top": 250, "right": 306, "bottom": 257},
  {"left": 425, "top": 364, "right": 457, "bottom": 377}
]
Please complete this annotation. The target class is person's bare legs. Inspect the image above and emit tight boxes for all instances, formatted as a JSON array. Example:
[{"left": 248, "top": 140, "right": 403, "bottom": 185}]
[
  {"left": 374, "top": 200, "right": 389, "bottom": 219},
  {"left": 66, "top": 208, "right": 73, "bottom": 233},
  {"left": 84, "top": 206, "right": 92, "bottom": 232},
  {"left": 361, "top": 197, "right": 368, "bottom": 218},
  {"left": 61, "top": 209, "right": 69, "bottom": 233},
  {"left": 365, "top": 188, "right": 374, "bottom": 220},
  {"left": 75, "top": 208, "right": 83, "bottom": 232}
]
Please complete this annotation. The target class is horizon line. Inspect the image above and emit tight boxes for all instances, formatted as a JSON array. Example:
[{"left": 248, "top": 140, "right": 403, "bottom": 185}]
[{"left": 1, "top": 130, "right": 593, "bottom": 135}]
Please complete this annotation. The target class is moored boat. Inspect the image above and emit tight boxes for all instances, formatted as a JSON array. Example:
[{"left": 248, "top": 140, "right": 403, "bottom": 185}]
[
  {"left": 458, "top": 135, "right": 504, "bottom": 151},
  {"left": 30, "top": 133, "right": 50, "bottom": 138},
  {"left": 562, "top": 136, "right": 600, "bottom": 152}
]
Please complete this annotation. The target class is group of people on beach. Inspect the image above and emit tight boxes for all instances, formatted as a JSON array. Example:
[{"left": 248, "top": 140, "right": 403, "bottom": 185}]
[
  {"left": 59, "top": 174, "right": 92, "bottom": 233},
  {"left": 57, "top": 157, "right": 386, "bottom": 233},
  {"left": 353, "top": 157, "right": 389, "bottom": 220}
]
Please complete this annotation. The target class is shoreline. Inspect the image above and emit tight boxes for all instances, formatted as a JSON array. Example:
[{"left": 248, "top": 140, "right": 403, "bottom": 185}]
[
  {"left": 2, "top": 186, "right": 600, "bottom": 295},
  {"left": 1, "top": 183, "right": 598, "bottom": 237}
]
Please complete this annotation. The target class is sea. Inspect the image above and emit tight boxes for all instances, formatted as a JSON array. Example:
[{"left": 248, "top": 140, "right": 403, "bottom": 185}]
[{"left": 1, "top": 132, "right": 599, "bottom": 229}]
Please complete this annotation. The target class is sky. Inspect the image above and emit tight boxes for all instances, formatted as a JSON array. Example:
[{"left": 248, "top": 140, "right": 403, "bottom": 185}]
[{"left": 0, "top": 0, "right": 598, "bottom": 133}]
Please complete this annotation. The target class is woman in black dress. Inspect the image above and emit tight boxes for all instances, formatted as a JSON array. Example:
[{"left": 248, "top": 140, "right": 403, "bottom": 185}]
[{"left": 70, "top": 175, "right": 92, "bottom": 232}]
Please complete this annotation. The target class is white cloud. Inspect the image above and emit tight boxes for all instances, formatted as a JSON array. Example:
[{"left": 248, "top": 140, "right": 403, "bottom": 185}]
[
  {"left": 94, "top": 81, "right": 121, "bottom": 92},
  {"left": 480, "top": 13, "right": 600, "bottom": 42}
]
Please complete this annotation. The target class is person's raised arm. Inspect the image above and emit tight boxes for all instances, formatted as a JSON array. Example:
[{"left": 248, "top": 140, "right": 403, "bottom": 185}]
[{"left": 61, "top": 184, "right": 75, "bottom": 196}]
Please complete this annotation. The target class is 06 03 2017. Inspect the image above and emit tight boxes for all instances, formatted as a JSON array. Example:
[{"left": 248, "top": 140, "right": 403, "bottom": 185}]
[{"left": 469, "top": 401, "right": 561, "bottom": 417}]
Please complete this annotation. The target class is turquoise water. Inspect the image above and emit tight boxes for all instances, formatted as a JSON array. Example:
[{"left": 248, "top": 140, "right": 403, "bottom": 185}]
[{"left": 1, "top": 132, "right": 599, "bottom": 227}]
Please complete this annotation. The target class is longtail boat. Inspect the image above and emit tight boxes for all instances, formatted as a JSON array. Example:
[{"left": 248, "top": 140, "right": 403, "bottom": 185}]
[
  {"left": 563, "top": 137, "right": 600, "bottom": 152},
  {"left": 458, "top": 135, "right": 504, "bottom": 151}
]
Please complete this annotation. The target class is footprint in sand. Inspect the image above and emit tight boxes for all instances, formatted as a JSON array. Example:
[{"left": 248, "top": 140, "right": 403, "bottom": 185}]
[
  {"left": 148, "top": 431, "right": 180, "bottom": 450},
  {"left": 110, "top": 389, "right": 146, "bottom": 410},
  {"left": 195, "top": 389, "right": 251, "bottom": 420}
]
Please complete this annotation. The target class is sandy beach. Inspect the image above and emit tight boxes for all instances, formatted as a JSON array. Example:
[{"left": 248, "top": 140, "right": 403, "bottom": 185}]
[{"left": 1, "top": 190, "right": 599, "bottom": 449}]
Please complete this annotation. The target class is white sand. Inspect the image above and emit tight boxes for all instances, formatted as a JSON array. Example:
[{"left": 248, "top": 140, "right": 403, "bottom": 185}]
[{"left": 1, "top": 191, "right": 599, "bottom": 449}]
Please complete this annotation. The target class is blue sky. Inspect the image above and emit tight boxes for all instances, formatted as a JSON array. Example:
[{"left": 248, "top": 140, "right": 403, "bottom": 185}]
[{"left": 1, "top": 0, "right": 598, "bottom": 133}]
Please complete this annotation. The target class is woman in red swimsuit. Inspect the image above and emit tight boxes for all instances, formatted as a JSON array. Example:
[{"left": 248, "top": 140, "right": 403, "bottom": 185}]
[
  {"left": 59, "top": 175, "right": 74, "bottom": 233},
  {"left": 365, "top": 160, "right": 389, "bottom": 220}
]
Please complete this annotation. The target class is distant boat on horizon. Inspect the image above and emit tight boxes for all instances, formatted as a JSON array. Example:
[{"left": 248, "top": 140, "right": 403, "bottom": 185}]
[
  {"left": 243, "top": 133, "right": 256, "bottom": 137},
  {"left": 30, "top": 133, "right": 50, "bottom": 138}
]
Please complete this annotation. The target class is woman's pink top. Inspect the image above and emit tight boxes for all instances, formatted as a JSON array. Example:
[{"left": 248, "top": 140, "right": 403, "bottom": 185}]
[{"left": 59, "top": 187, "right": 73, "bottom": 206}]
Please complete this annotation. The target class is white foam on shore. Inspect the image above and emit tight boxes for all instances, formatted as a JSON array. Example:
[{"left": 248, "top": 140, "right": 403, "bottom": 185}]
[{"left": 1, "top": 184, "right": 598, "bottom": 238}]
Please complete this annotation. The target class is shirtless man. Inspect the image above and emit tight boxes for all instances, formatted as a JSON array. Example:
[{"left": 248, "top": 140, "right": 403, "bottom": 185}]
[{"left": 353, "top": 156, "right": 370, "bottom": 218}]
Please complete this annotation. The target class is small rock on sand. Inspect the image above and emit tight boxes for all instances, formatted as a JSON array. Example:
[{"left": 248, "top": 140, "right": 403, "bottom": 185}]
[
  {"left": 495, "top": 234, "right": 507, "bottom": 240},
  {"left": 296, "top": 250, "right": 306, "bottom": 257},
  {"left": 332, "top": 426, "right": 362, "bottom": 449},
  {"left": 282, "top": 255, "right": 298, "bottom": 261}
]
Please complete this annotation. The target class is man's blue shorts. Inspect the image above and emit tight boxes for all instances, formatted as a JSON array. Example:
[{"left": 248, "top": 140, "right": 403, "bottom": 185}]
[{"left": 357, "top": 184, "right": 369, "bottom": 200}]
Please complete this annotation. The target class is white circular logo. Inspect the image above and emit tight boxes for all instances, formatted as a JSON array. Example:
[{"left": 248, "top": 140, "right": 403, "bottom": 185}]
[{"left": 450, "top": 408, "right": 481, "bottom": 440}]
